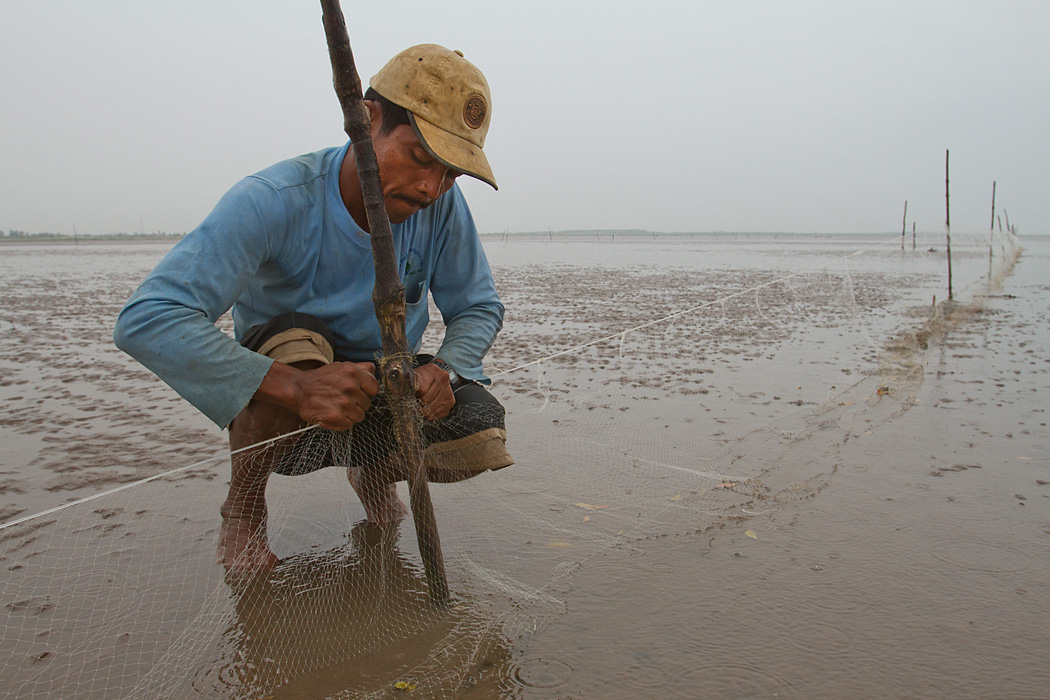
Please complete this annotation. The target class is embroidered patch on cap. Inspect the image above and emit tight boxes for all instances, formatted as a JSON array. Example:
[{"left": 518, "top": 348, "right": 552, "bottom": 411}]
[{"left": 463, "top": 93, "right": 487, "bottom": 129}]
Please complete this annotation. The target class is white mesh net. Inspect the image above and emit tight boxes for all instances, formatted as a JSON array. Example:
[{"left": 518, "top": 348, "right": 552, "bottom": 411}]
[{"left": 0, "top": 228, "right": 1022, "bottom": 698}]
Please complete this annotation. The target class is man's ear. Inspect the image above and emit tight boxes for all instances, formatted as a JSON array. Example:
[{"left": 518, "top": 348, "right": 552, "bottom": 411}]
[{"left": 364, "top": 99, "right": 382, "bottom": 137}]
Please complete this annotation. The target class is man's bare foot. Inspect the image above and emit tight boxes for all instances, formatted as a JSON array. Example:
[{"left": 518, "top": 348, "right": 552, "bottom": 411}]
[
  {"left": 217, "top": 508, "right": 279, "bottom": 571},
  {"left": 347, "top": 466, "right": 409, "bottom": 527}
]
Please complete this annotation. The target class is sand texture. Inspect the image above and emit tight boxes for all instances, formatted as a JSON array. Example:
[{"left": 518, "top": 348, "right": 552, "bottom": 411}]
[{"left": 1, "top": 232, "right": 1047, "bottom": 699}]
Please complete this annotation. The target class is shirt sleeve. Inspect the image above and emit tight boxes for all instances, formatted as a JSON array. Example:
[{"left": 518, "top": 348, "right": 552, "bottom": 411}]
[
  {"left": 112, "top": 176, "right": 286, "bottom": 428},
  {"left": 428, "top": 188, "right": 504, "bottom": 384}
]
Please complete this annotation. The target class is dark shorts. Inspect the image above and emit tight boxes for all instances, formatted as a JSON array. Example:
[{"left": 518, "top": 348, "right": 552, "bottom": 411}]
[{"left": 240, "top": 312, "right": 512, "bottom": 476}]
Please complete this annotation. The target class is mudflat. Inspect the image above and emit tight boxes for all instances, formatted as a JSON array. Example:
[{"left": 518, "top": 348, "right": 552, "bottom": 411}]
[{"left": 1, "top": 233, "right": 1046, "bottom": 699}]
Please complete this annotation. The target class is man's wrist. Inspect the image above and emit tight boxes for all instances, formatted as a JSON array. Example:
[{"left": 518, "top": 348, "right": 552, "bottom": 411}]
[
  {"left": 254, "top": 359, "right": 302, "bottom": 412},
  {"left": 430, "top": 358, "right": 459, "bottom": 384}
]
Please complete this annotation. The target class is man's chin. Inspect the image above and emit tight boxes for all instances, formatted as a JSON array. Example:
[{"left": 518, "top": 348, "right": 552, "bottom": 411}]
[{"left": 385, "top": 201, "right": 420, "bottom": 225}]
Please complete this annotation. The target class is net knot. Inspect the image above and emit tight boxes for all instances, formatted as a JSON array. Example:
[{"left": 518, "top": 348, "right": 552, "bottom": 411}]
[{"left": 377, "top": 351, "right": 415, "bottom": 380}]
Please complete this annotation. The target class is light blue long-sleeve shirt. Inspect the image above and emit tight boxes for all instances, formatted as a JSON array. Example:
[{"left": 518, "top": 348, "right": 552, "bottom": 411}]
[{"left": 113, "top": 142, "right": 503, "bottom": 429}]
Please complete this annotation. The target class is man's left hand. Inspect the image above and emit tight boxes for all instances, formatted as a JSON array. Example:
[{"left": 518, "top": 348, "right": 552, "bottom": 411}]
[{"left": 415, "top": 362, "right": 455, "bottom": 420}]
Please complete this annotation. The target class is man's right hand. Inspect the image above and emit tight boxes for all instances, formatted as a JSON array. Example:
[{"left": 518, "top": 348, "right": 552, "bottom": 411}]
[{"left": 254, "top": 360, "right": 380, "bottom": 431}]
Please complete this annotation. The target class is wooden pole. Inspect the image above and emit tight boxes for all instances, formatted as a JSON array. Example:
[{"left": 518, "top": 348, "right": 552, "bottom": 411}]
[
  {"left": 988, "top": 180, "right": 996, "bottom": 263},
  {"left": 990, "top": 180, "right": 996, "bottom": 231},
  {"left": 320, "top": 0, "right": 449, "bottom": 605},
  {"left": 912, "top": 221, "right": 916, "bottom": 250},
  {"left": 945, "top": 149, "right": 953, "bottom": 300},
  {"left": 901, "top": 200, "right": 908, "bottom": 251}
]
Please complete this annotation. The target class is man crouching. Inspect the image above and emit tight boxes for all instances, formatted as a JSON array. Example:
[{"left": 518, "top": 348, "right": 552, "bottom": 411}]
[{"left": 114, "top": 45, "right": 511, "bottom": 571}]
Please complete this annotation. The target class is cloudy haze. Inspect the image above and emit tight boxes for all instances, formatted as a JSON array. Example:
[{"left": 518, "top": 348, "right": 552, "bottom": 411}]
[{"left": 2, "top": 1, "right": 1047, "bottom": 236}]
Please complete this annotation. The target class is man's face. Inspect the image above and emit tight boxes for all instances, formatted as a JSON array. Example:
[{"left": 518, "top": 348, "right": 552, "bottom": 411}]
[{"left": 371, "top": 122, "right": 462, "bottom": 224}]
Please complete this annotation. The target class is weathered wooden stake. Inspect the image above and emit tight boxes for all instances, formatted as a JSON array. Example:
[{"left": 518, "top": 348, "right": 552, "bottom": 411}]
[
  {"left": 901, "top": 200, "right": 908, "bottom": 251},
  {"left": 320, "top": 0, "right": 449, "bottom": 605},
  {"left": 988, "top": 180, "right": 997, "bottom": 263},
  {"left": 945, "top": 149, "right": 953, "bottom": 300},
  {"left": 990, "top": 180, "right": 996, "bottom": 231},
  {"left": 912, "top": 221, "right": 916, "bottom": 250}
]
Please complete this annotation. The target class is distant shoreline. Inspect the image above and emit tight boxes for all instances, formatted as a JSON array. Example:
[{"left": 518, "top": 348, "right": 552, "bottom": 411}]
[
  {"left": 0, "top": 235, "right": 184, "bottom": 246},
  {"left": 2, "top": 229, "right": 1038, "bottom": 247}
]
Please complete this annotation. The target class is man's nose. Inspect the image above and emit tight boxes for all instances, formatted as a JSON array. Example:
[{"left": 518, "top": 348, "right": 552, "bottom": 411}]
[{"left": 417, "top": 165, "right": 449, "bottom": 200}]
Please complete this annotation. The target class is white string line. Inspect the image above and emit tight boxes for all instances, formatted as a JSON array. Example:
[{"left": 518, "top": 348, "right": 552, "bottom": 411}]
[
  {"left": 0, "top": 425, "right": 319, "bottom": 532},
  {"left": 593, "top": 445, "right": 751, "bottom": 484},
  {"left": 489, "top": 237, "right": 897, "bottom": 378}
]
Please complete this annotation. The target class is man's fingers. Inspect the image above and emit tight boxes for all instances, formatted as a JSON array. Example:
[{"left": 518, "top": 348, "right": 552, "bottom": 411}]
[
  {"left": 416, "top": 381, "right": 453, "bottom": 419},
  {"left": 292, "top": 362, "right": 379, "bottom": 430},
  {"left": 423, "top": 400, "right": 452, "bottom": 421},
  {"left": 415, "top": 378, "right": 439, "bottom": 404},
  {"left": 316, "top": 416, "right": 350, "bottom": 431},
  {"left": 337, "top": 391, "right": 371, "bottom": 425},
  {"left": 311, "top": 398, "right": 367, "bottom": 431},
  {"left": 351, "top": 362, "right": 380, "bottom": 395},
  {"left": 312, "top": 412, "right": 351, "bottom": 430}
]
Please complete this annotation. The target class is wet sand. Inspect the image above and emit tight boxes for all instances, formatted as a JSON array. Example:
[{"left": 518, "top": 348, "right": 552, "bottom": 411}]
[
  {"left": 512, "top": 258, "right": 1050, "bottom": 698},
  {"left": 1, "top": 233, "right": 1047, "bottom": 698}
]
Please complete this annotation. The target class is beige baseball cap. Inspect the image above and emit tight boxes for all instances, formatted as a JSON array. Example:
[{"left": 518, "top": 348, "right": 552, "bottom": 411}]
[{"left": 370, "top": 44, "right": 497, "bottom": 190}]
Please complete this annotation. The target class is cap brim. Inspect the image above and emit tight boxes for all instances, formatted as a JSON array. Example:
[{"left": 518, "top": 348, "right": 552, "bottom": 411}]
[{"left": 410, "top": 113, "right": 497, "bottom": 191}]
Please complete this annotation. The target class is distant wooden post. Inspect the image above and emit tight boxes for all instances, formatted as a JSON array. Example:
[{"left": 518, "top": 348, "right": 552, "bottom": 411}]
[
  {"left": 945, "top": 149, "right": 953, "bottom": 300},
  {"left": 990, "top": 180, "right": 996, "bottom": 231},
  {"left": 1004, "top": 209, "right": 1011, "bottom": 234},
  {"left": 912, "top": 221, "right": 916, "bottom": 250},
  {"left": 988, "top": 180, "right": 996, "bottom": 262},
  {"left": 901, "top": 200, "right": 908, "bottom": 251}
]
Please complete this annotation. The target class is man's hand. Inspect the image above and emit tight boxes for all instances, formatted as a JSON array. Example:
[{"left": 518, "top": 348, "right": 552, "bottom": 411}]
[
  {"left": 414, "top": 362, "right": 456, "bottom": 420},
  {"left": 255, "top": 361, "right": 380, "bottom": 430}
]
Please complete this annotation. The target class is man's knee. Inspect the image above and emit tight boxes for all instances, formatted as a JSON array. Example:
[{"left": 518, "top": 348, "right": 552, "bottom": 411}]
[
  {"left": 423, "top": 427, "right": 513, "bottom": 482},
  {"left": 231, "top": 313, "right": 333, "bottom": 446},
  {"left": 241, "top": 312, "right": 337, "bottom": 366}
]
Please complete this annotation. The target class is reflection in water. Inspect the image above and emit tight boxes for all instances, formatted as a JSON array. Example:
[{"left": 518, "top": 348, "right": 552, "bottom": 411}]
[{"left": 189, "top": 523, "right": 511, "bottom": 699}]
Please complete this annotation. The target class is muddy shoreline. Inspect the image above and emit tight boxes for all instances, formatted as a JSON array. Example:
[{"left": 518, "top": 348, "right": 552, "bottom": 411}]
[{"left": 2, "top": 234, "right": 1046, "bottom": 699}]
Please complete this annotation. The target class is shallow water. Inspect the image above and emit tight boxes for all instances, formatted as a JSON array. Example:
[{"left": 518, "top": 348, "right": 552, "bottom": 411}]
[{"left": 1, "top": 232, "right": 1047, "bottom": 699}]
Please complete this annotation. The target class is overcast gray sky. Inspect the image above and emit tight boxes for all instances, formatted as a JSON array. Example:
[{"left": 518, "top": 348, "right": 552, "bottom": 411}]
[{"left": 2, "top": 1, "right": 1047, "bottom": 236}]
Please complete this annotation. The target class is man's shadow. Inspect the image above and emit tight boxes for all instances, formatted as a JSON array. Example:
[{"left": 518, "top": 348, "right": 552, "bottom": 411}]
[{"left": 193, "top": 521, "right": 511, "bottom": 698}]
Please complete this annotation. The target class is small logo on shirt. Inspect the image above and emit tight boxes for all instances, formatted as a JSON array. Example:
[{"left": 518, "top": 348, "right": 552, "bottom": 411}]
[{"left": 401, "top": 247, "right": 424, "bottom": 279}]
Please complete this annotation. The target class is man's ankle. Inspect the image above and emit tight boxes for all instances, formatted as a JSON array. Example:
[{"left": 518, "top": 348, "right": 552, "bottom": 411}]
[{"left": 220, "top": 497, "right": 267, "bottom": 522}]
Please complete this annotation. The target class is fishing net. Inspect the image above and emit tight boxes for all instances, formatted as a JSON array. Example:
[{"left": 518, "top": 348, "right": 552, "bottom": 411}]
[{"left": 0, "top": 228, "right": 1020, "bottom": 698}]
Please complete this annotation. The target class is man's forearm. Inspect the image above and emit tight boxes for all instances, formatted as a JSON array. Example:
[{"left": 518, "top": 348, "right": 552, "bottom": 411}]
[
  {"left": 114, "top": 299, "right": 273, "bottom": 429},
  {"left": 435, "top": 301, "right": 504, "bottom": 382}
]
